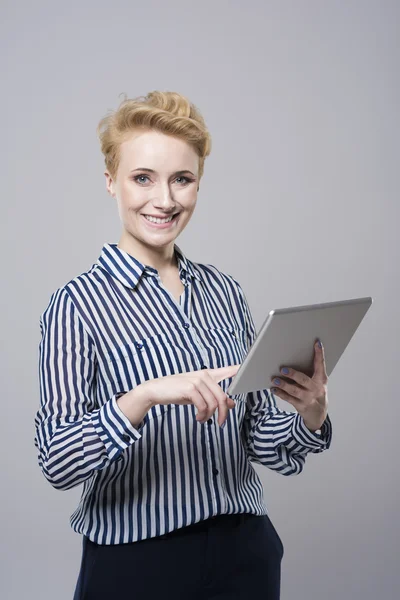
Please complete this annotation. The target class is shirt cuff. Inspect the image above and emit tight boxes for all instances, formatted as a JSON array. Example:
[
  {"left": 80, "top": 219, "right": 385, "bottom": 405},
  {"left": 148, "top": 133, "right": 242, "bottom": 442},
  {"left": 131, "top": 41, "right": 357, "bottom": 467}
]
[
  {"left": 92, "top": 392, "right": 145, "bottom": 460},
  {"left": 291, "top": 412, "right": 332, "bottom": 453}
]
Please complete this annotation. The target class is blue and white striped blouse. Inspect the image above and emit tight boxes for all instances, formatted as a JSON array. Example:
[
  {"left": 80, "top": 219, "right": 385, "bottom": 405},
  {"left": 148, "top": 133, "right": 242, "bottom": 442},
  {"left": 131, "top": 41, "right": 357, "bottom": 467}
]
[{"left": 34, "top": 242, "right": 332, "bottom": 545}]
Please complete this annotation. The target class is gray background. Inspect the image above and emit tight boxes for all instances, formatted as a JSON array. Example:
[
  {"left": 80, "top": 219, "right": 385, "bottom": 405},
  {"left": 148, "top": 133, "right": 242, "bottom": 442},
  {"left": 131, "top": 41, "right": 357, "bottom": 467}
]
[{"left": 2, "top": 1, "right": 399, "bottom": 598}]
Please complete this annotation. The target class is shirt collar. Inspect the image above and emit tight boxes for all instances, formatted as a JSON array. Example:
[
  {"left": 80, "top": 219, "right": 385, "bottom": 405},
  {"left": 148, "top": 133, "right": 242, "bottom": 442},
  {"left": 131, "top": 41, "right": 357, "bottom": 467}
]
[{"left": 96, "top": 242, "right": 203, "bottom": 289}]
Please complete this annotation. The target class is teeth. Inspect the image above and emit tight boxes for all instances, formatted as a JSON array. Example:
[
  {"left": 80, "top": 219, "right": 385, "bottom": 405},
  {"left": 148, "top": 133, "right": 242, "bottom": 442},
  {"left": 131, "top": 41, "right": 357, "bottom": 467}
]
[{"left": 144, "top": 214, "right": 175, "bottom": 224}]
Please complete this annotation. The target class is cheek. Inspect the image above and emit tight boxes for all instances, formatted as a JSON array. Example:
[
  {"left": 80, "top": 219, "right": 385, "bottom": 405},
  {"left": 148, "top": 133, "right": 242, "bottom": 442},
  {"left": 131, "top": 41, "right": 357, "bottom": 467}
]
[
  {"left": 119, "top": 191, "right": 146, "bottom": 215},
  {"left": 183, "top": 197, "right": 197, "bottom": 214},
  {"left": 122, "top": 180, "right": 147, "bottom": 200},
  {"left": 116, "top": 200, "right": 137, "bottom": 224}
]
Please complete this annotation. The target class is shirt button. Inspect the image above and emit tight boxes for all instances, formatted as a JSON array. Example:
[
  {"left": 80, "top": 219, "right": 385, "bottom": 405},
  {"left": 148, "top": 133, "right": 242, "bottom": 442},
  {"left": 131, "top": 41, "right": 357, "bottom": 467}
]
[
  {"left": 201, "top": 365, "right": 208, "bottom": 369},
  {"left": 207, "top": 418, "right": 213, "bottom": 424},
  {"left": 135, "top": 342, "right": 143, "bottom": 350},
  {"left": 213, "top": 468, "right": 219, "bottom": 476},
  {"left": 122, "top": 434, "right": 130, "bottom": 443},
  {"left": 183, "top": 323, "right": 190, "bottom": 328}
]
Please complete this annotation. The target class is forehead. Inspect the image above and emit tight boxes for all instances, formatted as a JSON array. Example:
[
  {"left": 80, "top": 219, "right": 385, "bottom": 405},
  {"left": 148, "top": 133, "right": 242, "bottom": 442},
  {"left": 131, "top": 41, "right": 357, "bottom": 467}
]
[{"left": 119, "top": 129, "right": 198, "bottom": 172}]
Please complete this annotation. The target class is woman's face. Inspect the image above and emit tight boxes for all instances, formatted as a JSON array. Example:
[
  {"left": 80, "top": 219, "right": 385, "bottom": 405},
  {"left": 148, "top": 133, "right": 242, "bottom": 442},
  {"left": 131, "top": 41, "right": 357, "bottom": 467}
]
[{"left": 105, "top": 129, "right": 199, "bottom": 254}]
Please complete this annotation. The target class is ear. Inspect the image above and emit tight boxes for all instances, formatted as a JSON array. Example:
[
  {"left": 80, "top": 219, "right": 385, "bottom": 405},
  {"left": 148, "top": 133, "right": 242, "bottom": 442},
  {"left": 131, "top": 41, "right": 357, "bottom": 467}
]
[{"left": 104, "top": 171, "right": 116, "bottom": 198}]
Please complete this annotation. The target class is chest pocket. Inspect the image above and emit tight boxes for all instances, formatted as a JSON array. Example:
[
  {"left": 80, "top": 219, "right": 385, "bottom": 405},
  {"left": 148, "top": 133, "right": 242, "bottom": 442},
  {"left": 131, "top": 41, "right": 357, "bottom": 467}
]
[
  {"left": 201, "top": 325, "right": 248, "bottom": 405},
  {"left": 106, "top": 331, "right": 180, "bottom": 421}
]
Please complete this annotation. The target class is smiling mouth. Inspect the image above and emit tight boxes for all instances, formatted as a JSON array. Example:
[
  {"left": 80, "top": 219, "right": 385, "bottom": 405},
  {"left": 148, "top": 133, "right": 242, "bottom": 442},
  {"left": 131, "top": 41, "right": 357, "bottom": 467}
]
[
  {"left": 142, "top": 212, "right": 181, "bottom": 218},
  {"left": 142, "top": 212, "right": 181, "bottom": 225}
]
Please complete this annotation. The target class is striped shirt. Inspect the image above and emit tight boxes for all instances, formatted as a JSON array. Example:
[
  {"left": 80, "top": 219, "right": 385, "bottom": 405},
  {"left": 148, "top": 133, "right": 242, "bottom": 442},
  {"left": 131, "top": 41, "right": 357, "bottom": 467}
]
[{"left": 34, "top": 242, "right": 332, "bottom": 545}]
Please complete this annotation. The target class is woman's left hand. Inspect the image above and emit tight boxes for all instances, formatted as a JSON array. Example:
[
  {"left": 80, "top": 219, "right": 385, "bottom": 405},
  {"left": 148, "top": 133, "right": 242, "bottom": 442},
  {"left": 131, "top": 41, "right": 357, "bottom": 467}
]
[{"left": 270, "top": 339, "right": 329, "bottom": 433}]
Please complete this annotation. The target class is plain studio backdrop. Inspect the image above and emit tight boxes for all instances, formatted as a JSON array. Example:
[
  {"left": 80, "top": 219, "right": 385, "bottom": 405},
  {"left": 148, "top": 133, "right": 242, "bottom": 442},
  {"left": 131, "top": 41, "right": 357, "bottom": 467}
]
[{"left": 2, "top": 1, "right": 399, "bottom": 599}]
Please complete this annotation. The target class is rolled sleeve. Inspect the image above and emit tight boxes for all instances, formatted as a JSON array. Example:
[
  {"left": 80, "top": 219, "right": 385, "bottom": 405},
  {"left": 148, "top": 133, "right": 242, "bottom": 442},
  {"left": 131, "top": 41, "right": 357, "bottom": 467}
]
[
  {"left": 93, "top": 392, "right": 145, "bottom": 460},
  {"left": 292, "top": 412, "right": 332, "bottom": 453}
]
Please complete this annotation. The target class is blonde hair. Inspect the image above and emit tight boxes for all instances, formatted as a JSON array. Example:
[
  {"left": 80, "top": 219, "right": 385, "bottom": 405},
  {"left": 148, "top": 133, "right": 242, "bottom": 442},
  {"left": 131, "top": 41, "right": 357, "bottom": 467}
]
[{"left": 96, "top": 90, "right": 212, "bottom": 183}]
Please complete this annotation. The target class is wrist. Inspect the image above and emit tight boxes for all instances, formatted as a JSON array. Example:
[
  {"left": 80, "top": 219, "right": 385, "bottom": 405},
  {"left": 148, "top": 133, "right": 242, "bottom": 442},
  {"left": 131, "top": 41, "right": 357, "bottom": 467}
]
[
  {"left": 307, "top": 426, "right": 322, "bottom": 434},
  {"left": 303, "top": 418, "right": 323, "bottom": 434},
  {"left": 116, "top": 384, "right": 154, "bottom": 428},
  {"left": 130, "top": 382, "right": 155, "bottom": 409}
]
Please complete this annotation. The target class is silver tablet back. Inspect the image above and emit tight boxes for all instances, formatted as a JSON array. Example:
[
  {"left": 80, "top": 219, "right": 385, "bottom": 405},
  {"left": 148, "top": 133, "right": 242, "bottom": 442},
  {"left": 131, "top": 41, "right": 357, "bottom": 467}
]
[{"left": 227, "top": 296, "right": 373, "bottom": 395}]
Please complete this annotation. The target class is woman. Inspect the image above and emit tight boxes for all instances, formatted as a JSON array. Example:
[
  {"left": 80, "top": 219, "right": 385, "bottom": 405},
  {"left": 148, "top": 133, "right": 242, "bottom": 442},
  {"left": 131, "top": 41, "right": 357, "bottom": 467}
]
[{"left": 34, "top": 90, "right": 332, "bottom": 600}]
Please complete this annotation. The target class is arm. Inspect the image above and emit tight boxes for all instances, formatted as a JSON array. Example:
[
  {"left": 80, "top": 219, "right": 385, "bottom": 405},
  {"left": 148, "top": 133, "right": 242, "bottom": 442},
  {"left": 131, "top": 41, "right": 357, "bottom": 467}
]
[
  {"left": 34, "top": 287, "right": 150, "bottom": 491},
  {"left": 230, "top": 276, "right": 333, "bottom": 476}
]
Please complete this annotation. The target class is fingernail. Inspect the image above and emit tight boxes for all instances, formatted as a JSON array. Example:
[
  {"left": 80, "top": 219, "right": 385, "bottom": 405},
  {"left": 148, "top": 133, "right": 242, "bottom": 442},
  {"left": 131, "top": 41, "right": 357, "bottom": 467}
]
[
  {"left": 281, "top": 367, "right": 289, "bottom": 374},
  {"left": 317, "top": 339, "right": 323, "bottom": 348},
  {"left": 220, "top": 421, "right": 226, "bottom": 429},
  {"left": 273, "top": 378, "right": 281, "bottom": 385}
]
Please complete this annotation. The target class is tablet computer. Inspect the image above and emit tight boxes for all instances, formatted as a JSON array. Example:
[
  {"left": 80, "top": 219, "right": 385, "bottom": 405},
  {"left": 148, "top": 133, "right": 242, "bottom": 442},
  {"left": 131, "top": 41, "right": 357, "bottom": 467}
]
[{"left": 227, "top": 296, "right": 373, "bottom": 395}]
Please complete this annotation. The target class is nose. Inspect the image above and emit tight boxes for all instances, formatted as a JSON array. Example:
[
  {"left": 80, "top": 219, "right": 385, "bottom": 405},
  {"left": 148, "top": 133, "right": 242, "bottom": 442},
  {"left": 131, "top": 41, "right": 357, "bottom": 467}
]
[{"left": 153, "top": 185, "right": 176, "bottom": 209}]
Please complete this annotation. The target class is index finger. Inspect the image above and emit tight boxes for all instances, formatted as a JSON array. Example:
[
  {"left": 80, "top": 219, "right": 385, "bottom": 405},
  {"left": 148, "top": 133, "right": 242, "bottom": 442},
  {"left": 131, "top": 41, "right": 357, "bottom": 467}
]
[{"left": 210, "top": 364, "right": 241, "bottom": 383}]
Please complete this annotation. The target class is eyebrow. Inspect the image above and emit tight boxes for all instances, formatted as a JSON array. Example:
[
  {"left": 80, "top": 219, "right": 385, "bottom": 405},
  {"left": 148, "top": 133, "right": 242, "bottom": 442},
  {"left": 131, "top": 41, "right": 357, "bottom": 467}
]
[{"left": 130, "top": 168, "right": 196, "bottom": 177}]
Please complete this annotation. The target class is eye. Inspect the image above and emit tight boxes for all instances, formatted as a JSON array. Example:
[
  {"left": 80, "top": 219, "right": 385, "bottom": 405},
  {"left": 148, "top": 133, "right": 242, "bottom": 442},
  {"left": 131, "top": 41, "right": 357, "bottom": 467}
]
[
  {"left": 176, "top": 176, "right": 193, "bottom": 185},
  {"left": 133, "top": 174, "right": 150, "bottom": 184},
  {"left": 132, "top": 174, "right": 194, "bottom": 186}
]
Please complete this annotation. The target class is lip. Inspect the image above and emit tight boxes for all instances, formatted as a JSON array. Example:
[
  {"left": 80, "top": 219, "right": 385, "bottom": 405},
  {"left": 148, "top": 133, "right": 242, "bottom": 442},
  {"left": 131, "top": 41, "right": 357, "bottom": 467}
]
[
  {"left": 142, "top": 213, "right": 180, "bottom": 229},
  {"left": 142, "top": 212, "right": 180, "bottom": 218}
]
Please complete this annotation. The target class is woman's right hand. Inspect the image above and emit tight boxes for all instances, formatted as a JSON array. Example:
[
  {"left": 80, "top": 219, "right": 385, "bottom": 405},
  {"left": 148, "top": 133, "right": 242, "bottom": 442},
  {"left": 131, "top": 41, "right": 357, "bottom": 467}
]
[{"left": 137, "top": 364, "right": 241, "bottom": 428}]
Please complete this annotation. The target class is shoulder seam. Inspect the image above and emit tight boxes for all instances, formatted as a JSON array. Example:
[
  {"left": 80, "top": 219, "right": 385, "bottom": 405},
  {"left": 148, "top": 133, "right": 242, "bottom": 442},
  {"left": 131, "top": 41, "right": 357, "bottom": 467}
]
[{"left": 62, "top": 287, "right": 96, "bottom": 347}]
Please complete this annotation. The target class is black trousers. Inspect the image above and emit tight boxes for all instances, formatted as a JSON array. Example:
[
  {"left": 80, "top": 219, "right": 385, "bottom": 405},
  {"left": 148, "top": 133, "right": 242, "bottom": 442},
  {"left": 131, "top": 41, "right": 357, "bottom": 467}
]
[{"left": 73, "top": 512, "right": 284, "bottom": 600}]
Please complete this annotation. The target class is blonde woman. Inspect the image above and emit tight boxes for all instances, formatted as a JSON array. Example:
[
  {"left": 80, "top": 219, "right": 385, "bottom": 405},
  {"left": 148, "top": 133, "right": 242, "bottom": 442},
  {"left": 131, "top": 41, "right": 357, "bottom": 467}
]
[{"left": 34, "top": 91, "right": 332, "bottom": 600}]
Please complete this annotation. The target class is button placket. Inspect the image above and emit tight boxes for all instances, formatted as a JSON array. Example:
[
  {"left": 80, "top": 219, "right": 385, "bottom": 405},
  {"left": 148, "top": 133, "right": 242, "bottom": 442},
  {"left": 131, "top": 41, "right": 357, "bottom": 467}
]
[
  {"left": 153, "top": 273, "right": 191, "bottom": 320},
  {"left": 187, "top": 325, "right": 208, "bottom": 370}
]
